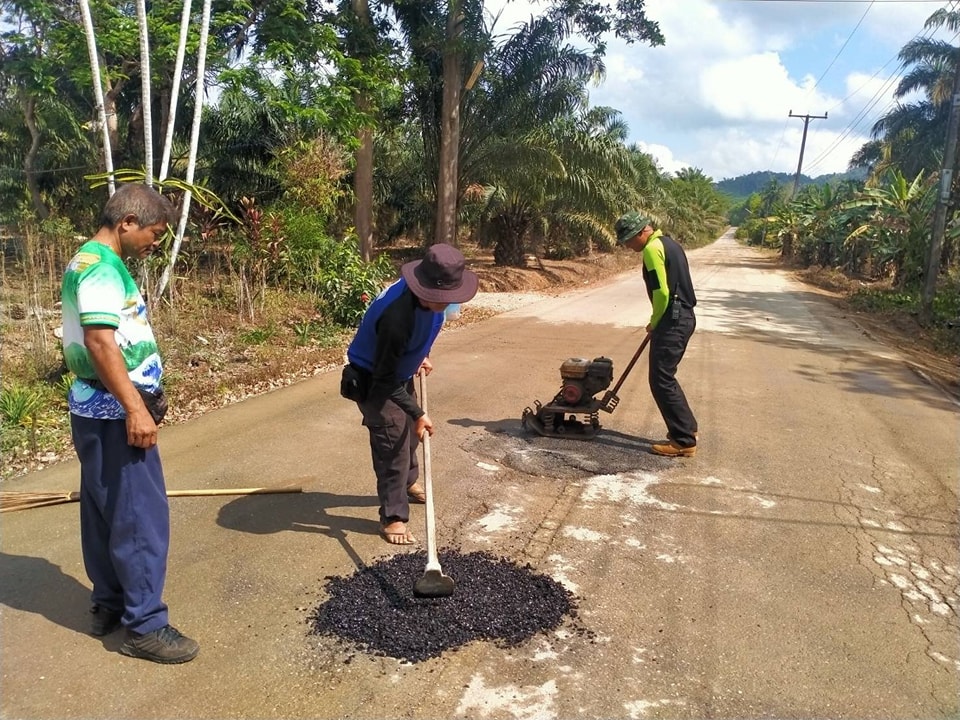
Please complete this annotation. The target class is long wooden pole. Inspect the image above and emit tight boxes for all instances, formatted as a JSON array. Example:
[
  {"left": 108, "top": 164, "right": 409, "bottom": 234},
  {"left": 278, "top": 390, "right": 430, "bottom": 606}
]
[
  {"left": 166, "top": 487, "right": 302, "bottom": 497},
  {"left": 0, "top": 486, "right": 302, "bottom": 513}
]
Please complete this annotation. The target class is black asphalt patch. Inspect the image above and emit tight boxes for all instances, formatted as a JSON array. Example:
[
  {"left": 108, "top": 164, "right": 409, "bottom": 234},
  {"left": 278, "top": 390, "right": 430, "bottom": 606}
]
[{"left": 308, "top": 550, "right": 586, "bottom": 663}]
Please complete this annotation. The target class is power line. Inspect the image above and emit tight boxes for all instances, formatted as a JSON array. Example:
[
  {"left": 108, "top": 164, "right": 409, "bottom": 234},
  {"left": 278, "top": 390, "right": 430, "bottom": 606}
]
[
  {"left": 801, "top": 66, "right": 906, "bottom": 173},
  {"left": 801, "top": 8, "right": 957, "bottom": 174},
  {"left": 803, "top": 26, "right": 960, "bottom": 173},
  {"left": 807, "top": 0, "right": 874, "bottom": 93}
]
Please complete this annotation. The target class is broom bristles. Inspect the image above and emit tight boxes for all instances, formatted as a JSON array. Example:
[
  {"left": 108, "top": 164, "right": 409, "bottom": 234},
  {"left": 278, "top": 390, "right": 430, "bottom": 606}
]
[{"left": 0, "top": 491, "right": 79, "bottom": 512}]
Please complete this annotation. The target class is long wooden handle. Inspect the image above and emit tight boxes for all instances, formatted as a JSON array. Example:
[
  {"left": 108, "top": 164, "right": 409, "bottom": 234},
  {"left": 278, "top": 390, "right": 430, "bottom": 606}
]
[
  {"left": 419, "top": 374, "right": 441, "bottom": 570},
  {"left": 608, "top": 332, "right": 651, "bottom": 397},
  {"left": 166, "top": 486, "right": 302, "bottom": 497}
]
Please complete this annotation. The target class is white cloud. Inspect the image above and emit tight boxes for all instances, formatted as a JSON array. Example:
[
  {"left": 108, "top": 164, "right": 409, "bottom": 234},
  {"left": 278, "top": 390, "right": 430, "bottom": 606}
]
[
  {"left": 699, "top": 53, "right": 836, "bottom": 123},
  {"left": 483, "top": 0, "right": 946, "bottom": 180},
  {"left": 635, "top": 142, "right": 689, "bottom": 175}
]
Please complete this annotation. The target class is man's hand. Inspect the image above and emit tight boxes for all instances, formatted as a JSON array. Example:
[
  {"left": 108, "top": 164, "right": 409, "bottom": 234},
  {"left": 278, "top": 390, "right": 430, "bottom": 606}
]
[
  {"left": 416, "top": 413, "right": 434, "bottom": 440},
  {"left": 125, "top": 407, "right": 159, "bottom": 449},
  {"left": 418, "top": 357, "right": 434, "bottom": 376}
]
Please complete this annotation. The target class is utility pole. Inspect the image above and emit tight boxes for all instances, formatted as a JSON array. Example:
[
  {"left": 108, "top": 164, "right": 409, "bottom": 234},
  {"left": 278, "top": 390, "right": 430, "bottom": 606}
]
[
  {"left": 921, "top": 55, "right": 960, "bottom": 323},
  {"left": 789, "top": 110, "right": 828, "bottom": 197}
]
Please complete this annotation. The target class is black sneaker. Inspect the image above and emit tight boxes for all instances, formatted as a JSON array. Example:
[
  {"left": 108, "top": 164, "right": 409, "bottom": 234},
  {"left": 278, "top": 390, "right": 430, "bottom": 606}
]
[
  {"left": 89, "top": 605, "right": 123, "bottom": 637},
  {"left": 120, "top": 625, "right": 199, "bottom": 664}
]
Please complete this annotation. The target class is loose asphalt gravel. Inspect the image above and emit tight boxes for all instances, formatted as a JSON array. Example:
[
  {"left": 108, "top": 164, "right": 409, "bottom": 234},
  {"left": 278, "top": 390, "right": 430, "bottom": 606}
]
[{"left": 308, "top": 549, "right": 585, "bottom": 664}]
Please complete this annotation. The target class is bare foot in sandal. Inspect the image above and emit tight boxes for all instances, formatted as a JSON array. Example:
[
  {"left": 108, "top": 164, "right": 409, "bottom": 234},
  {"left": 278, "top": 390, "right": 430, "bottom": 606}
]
[
  {"left": 379, "top": 521, "right": 416, "bottom": 545},
  {"left": 407, "top": 482, "right": 426, "bottom": 504}
]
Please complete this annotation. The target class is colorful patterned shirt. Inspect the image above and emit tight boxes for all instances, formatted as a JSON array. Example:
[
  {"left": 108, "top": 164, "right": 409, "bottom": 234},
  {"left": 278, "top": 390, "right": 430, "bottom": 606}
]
[{"left": 61, "top": 240, "right": 163, "bottom": 419}]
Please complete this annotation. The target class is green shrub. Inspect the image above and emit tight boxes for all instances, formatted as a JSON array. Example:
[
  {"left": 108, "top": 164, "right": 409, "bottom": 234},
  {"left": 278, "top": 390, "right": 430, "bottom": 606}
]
[
  {"left": 850, "top": 286, "right": 957, "bottom": 315},
  {"left": 293, "top": 320, "right": 346, "bottom": 348},
  {"left": 311, "top": 238, "right": 395, "bottom": 327},
  {"left": 239, "top": 325, "right": 278, "bottom": 345},
  {"left": 0, "top": 383, "right": 47, "bottom": 426}
]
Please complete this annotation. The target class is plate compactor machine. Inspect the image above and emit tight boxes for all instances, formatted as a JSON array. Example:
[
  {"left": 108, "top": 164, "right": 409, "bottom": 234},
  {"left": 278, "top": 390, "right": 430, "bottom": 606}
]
[{"left": 522, "top": 333, "right": 650, "bottom": 439}]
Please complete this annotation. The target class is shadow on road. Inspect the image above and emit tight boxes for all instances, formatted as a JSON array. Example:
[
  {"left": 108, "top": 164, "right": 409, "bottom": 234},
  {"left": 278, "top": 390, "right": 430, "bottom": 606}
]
[
  {"left": 449, "top": 415, "right": 659, "bottom": 449},
  {"left": 0, "top": 552, "right": 90, "bottom": 633},
  {"left": 448, "top": 416, "right": 657, "bottom": 445},
  {"left": 216, "top": 490, "right": 380, "bottom": 570}
]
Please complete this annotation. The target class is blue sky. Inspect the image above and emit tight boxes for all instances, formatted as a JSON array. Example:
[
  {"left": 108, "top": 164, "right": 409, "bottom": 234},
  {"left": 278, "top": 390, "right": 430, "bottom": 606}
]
[{"left": 488, "top": 0, "right": 956, "bottom": 181}]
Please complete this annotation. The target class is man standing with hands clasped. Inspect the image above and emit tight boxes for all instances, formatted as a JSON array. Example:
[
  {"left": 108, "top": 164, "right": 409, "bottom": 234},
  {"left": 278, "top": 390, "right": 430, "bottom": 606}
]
[
  {"left": 615, "top": 211, "right": 699, "bottom": 457},
  {"left": 61, "top": 183, "right": 198, "bottom": 663},
  {"left": 344, "top": 243, "right": 479, "bottom": 545}
]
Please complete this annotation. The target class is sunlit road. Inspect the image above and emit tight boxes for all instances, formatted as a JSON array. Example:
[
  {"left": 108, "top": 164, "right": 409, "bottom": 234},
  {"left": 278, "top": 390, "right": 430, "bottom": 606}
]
[{"left": 3, "top": 230, "right": 957, "bottom": 719}]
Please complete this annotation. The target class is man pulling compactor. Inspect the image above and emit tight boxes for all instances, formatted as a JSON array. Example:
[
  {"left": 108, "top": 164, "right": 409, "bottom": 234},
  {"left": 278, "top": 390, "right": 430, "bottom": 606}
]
[{"left": 615, "top": 211, "right": 699, "bottom": 457}]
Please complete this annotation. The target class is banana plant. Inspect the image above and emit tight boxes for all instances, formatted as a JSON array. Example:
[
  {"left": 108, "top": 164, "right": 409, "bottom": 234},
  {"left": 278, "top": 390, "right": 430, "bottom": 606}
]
[{"left": 842, "top": 169, "right": 936, "bottom": 286}]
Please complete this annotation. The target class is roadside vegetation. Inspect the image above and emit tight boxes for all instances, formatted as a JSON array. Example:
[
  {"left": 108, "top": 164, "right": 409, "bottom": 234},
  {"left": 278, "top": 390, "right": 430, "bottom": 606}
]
[{"left": 728, "top": 7, "right": 960, "bottom": 355}]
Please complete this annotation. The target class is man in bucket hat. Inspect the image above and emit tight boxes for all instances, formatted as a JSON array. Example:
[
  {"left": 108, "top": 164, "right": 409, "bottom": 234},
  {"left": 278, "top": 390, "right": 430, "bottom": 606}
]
[
  {"left": 614, "top": 211, "right": 699, "bottom": 457},
  {"left": 346, "top": 243, "right": 479, "bottom": 544}
]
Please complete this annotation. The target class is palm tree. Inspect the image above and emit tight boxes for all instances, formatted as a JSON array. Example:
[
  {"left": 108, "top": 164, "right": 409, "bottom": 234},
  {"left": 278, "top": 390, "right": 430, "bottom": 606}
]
[
  {"left": 663, "top": 168, "right": 728, "bottom": 245},
  {"left": 461, "top": 16, "right": 608, "bottom": 264},
  {"left": 852, "top": 8, "right": 960, "bottom": 181}
]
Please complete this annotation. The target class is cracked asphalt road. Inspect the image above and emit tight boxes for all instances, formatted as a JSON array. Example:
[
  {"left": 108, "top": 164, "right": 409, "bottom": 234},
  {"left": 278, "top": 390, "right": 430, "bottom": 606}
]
[{"left": 2, "top": 231, "right": 957, "bottom": 719}]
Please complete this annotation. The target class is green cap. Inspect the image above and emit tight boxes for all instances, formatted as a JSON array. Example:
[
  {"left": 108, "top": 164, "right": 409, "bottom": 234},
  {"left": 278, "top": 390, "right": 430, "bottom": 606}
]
[{"left": 614, "top": 211, "right": 651, "bottom": 245}]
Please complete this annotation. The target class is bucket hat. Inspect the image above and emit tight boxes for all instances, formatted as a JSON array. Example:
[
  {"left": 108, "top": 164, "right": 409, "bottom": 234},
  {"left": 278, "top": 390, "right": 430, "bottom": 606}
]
[
  {"left": 401, "top": 243, "right": 479, "bottom": 304},
  {"left": 615, "top": 211, "right": 652, "bottom": 245}
]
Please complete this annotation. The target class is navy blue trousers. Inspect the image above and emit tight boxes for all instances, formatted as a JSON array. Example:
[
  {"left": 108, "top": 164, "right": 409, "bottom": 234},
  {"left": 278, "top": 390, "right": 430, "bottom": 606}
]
[
  {"left": 70, "top": 415, "right": 169, "bottom": 634},
  {"left": 649, "top": 307, "right": 698, "bottom": 447}
]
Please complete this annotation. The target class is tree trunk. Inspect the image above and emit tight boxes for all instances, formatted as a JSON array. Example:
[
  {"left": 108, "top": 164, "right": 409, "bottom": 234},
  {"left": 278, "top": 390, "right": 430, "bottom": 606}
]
[
  {"left": 103, "top": 75, "right": 123, "bottom": 167},
  {"left": 781, "top": 231, "right": 794, "bottom": 259},
  {"left": 157, "top": 0, "right": 211, "bottom": 302},
  {"left": 136, "top": 0, "right": 153, "bottom": 184},
  {"left": 21, "top": 95, "right": 50, "bottom": 220},
  {"left": 158, "top": 87, "right": 171, "bottom": 170},
  {"left": 493, "top": 214, "right": 529, "bottom": 267},
  {"left": 355, "top": 124, "right": 374, "bottom": 262},
  {"left": 435, "top": 0, "right": 463, "bottom": 247},
  {"left": 79, "top": 0, "right": 115, "bottom": 195},
  {"left": 158, "top": 0, "right": 192, "bottom": 182},
  {"left": 351, "top": 0, "right": 375, "bottom": 262}
]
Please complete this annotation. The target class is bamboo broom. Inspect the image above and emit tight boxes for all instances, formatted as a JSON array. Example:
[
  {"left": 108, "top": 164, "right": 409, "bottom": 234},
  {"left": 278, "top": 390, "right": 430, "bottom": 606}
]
[{"left": 0, "top": 486, "right": 302, "bottom": 513}]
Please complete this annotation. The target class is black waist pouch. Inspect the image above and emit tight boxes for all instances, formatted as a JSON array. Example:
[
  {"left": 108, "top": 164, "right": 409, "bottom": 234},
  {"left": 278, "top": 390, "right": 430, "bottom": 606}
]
[
  {"left": 340, "top": 364, "right": 368, "bottom": 402},
  {"left": 86, "top": 378, "right": 168, "bottom": 424},
  {"left": 137, "top": 385, "right": 168, "bottom": 424}
]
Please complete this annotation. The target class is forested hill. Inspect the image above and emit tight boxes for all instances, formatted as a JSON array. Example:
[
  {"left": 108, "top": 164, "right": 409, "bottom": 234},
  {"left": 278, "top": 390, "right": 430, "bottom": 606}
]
[{"left": 715, "top": 169, "right": 867, "bottom": 198}]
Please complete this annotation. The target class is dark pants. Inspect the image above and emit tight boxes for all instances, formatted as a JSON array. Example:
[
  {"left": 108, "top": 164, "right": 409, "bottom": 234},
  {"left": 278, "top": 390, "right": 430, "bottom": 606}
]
[
  {"left": 649, "top": 307, "right": 698, "bottom": 447},
  {"left": 70, "top": 415, "right": 170, "bottom": 634},
  {"left": 357, "top": 380, "right": 420, "bottom": 525}
]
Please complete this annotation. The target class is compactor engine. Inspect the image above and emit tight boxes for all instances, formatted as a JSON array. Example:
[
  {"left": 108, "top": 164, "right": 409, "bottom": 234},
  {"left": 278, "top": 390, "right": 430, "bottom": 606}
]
[{"left": 521, "top": 356, "right": 614, "bottom": 439}]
